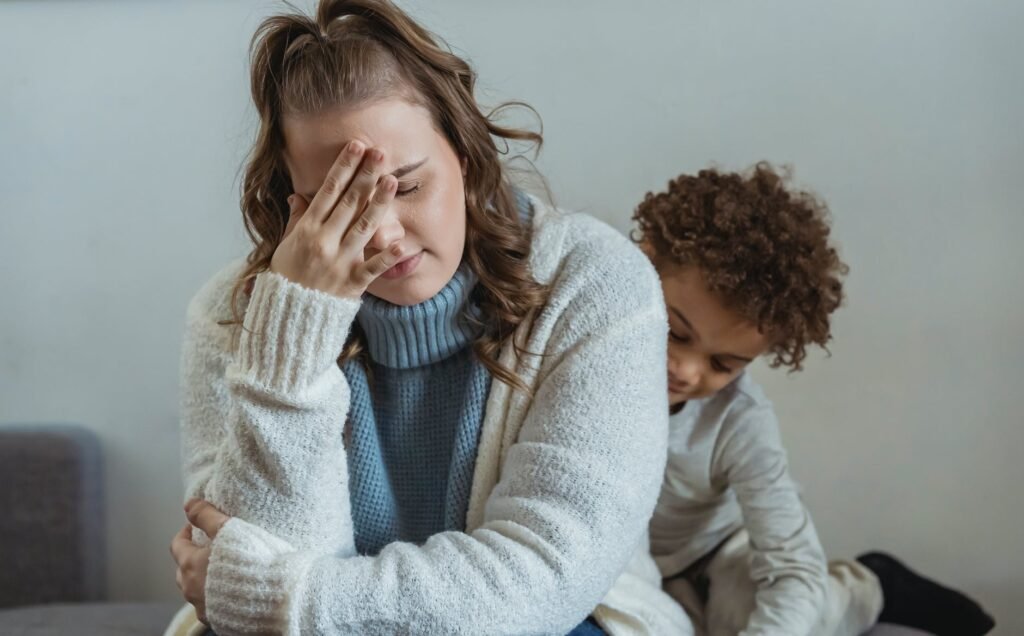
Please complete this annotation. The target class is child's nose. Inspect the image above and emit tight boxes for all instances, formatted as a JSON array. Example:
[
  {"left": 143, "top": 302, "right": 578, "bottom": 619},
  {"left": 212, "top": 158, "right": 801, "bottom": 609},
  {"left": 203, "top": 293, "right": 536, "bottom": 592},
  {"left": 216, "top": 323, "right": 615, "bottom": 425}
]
[{"left": 669, "top": 354, "right": 701, "bottom": 387}]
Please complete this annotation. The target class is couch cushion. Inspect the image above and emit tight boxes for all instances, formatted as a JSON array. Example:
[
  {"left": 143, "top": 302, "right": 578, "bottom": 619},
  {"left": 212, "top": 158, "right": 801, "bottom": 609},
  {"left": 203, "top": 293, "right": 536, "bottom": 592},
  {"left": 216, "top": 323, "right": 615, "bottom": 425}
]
[
  {"left": 0, "top": 425, "right": 104, "bottom": 607},
  {"left": 0, "top": 602, "right": 181, "bottom": 635}
]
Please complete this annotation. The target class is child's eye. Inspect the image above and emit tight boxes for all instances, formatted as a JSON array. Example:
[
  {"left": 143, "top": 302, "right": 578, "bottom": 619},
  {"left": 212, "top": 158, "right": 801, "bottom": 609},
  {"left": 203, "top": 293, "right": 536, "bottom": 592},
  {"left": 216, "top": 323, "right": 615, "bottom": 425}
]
[
  {"left": 669, "top": 331, "right": 691, "bottom": 344},
  {"left": 710, "top": 358, "right": 732, "bottom": 374}
]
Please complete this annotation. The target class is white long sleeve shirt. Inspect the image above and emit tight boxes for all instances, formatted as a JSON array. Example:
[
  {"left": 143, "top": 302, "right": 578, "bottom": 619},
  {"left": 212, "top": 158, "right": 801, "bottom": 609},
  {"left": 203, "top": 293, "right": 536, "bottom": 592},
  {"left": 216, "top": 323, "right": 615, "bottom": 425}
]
[{"left": 649, "top": 371, "right": 829, "bottom": 636}]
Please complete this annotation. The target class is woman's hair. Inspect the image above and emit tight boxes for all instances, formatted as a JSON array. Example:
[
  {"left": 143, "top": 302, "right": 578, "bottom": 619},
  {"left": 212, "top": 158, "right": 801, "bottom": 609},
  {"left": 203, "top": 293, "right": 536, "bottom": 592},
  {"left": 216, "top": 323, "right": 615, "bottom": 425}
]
[
  {"left": 632, "top": 162, "right": 849, "bottom": 372},
  {"left": 223, "top": 0, "right": 548, "bottom": 391}
]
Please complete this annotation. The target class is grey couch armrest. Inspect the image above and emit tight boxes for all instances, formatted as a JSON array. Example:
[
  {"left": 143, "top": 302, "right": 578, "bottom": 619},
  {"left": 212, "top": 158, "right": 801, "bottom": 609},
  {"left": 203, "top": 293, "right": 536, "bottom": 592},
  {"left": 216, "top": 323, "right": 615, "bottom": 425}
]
[{"left": 0, "top": 424, "right": 105, "bottom": 608}]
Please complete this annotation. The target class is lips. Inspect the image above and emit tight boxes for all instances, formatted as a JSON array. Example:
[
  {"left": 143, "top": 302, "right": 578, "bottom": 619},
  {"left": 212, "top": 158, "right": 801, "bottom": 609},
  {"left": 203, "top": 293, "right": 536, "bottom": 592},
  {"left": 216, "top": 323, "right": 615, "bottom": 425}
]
[
  {"left": 380, "top": 250, "right": 423, "bottom": 280},
  {"left": 668, "top": 377, "right": 689, "bottom": 394}
]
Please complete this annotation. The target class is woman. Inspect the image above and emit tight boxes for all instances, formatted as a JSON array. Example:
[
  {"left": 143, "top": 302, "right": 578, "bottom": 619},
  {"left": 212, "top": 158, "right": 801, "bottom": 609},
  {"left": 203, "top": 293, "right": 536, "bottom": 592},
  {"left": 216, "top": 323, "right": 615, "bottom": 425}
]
[{"left": 166, "top": 1, "right": 690, "bottom": 634}]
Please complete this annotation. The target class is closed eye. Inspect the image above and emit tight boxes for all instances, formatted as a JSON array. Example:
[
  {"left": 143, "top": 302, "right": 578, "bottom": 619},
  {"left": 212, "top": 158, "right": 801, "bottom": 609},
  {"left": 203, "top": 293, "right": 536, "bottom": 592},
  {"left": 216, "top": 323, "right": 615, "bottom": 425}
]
[
  {"left": 670, "top": 331, "right": 691, "bottom": 344},
  {"left": 396, "top": 182, "right": 421, "bottom": 197},
  {"left": 710, "top": 358, "right": 733, "bottom": 374}
]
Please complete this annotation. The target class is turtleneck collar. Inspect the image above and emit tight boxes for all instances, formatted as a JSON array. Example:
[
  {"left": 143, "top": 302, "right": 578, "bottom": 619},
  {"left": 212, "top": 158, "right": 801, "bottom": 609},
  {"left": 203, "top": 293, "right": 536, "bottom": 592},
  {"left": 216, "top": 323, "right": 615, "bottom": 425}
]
[{"left": 356, "top": 262, "right": 482, "bottom": 369}]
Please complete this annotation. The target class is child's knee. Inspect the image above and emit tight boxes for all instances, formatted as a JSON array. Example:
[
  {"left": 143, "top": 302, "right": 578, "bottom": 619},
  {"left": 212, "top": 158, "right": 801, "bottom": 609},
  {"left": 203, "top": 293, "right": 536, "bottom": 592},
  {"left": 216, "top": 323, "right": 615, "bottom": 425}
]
[
  {"left": 664, "top": 575, "right": 706, "bottom": 627},
  {"left": 705, "top": 553, "right": 758, "bottom": 636},
  {"left": 828, "top": 560, "right": 884, "bottom": 626}
]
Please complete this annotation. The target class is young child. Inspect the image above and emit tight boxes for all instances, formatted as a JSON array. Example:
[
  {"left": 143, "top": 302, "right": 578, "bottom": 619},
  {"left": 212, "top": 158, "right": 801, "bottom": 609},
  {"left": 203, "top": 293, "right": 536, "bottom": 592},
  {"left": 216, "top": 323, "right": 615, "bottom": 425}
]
[{"left": 633, "top": 163, "right": 995, "bottom": 636}]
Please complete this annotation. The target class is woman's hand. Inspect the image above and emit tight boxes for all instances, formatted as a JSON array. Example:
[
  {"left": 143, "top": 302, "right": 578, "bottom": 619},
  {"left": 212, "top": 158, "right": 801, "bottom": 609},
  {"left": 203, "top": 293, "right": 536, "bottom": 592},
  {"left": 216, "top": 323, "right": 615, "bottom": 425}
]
[
  {"left": 270, "top": 141, "right": 404, "bottom": 299},
  {"left": 169, "top": 499, "right": 232, "bottom": 627}
]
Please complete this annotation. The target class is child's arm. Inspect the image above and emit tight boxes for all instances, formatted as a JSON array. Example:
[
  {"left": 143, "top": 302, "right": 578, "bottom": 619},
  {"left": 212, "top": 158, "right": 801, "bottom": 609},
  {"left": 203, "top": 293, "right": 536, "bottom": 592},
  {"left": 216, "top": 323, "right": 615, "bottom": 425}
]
[{"left": 715, "top": 404, "right": 829, "bottom": 636}]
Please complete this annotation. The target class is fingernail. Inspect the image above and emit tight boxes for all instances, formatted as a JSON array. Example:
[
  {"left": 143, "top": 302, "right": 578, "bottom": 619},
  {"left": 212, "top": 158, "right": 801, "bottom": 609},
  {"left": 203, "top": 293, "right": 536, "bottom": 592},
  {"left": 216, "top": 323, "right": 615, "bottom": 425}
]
[{"left": 348, "top": 141, "right": 364, "bottom": 155}]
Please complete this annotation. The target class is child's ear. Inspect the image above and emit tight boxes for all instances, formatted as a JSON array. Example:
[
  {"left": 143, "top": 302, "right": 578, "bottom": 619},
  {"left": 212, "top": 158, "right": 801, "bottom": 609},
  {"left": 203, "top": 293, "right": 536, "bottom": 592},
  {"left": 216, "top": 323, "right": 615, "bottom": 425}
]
[
  {"left": 460, "top": 156, "right": 468, "bottom": 177},
  {"left": 638, "top": 240, "right": 656, "bottom": 260}
]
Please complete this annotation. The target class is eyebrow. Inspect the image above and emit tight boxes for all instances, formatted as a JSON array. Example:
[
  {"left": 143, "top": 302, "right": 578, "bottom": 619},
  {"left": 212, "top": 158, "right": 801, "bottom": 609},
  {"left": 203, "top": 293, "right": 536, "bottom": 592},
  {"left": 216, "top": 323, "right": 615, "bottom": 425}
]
[
  {"left": 299, "top": 157, "right": 428, "bottom": 200},
  {"left": 669, "top": 305, "right": 754, "bottom": 363},
  {"left": 670, "top": 306, "right": 699, "bottom": 339},
  {"left": 391, "top": 157, "right": 427, "bottom": 179}
]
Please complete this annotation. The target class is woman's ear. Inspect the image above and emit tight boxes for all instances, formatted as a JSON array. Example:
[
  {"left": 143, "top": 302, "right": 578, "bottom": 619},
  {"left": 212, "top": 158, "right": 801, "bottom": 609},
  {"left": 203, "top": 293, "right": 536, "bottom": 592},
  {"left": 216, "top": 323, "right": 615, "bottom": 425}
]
[{"left": 461, "top": 156, "right": 468, "bottom": 177}]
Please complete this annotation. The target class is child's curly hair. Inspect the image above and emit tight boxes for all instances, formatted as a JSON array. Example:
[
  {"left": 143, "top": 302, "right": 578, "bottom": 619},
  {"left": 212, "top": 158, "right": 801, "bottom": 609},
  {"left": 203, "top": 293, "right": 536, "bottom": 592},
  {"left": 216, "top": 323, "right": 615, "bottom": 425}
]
[{"left": 632, "top": 162, "right": 849, "bottom": 371}]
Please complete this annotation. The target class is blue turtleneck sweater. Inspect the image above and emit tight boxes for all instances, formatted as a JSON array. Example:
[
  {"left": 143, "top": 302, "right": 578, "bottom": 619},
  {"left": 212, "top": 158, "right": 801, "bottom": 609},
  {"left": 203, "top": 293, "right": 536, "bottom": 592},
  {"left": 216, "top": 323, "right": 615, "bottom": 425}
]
[{"left": 342, "top": 263, "right": 492, "bottom": 556}]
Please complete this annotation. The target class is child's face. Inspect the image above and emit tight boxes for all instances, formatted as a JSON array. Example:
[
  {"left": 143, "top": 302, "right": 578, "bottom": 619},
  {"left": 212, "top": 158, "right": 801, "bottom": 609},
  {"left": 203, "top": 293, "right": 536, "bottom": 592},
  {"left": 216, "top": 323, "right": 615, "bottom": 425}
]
[{"left": 658, "top": 265, "right": 770, "bottom": 406}]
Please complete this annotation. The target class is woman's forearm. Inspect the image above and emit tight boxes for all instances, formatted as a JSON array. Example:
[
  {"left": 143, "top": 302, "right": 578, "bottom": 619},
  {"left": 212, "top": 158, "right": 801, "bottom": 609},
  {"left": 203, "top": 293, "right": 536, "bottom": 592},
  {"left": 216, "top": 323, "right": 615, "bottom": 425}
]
[{"left": 180, "top": 266, "right": 359, "bottom": 554}]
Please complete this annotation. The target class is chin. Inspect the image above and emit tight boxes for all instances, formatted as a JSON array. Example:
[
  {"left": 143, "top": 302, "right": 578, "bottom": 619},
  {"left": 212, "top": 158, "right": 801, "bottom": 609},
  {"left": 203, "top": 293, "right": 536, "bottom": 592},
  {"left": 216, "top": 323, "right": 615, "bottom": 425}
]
[
  {"left": 670, "top": 388, "right": 708, "bottom": 405},
  {"left": 371, "top": 282, "right": 434, "bottom": 306},
  {"left": 369, "top": 263, "right": 452, "bottom": 307}
]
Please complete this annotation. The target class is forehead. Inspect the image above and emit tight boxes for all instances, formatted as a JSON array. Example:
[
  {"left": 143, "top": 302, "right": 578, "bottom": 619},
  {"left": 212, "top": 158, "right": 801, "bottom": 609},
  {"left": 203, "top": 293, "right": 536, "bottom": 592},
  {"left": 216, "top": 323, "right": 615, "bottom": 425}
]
[
  {"left": 281, "top": 98, "right": 438, "bottom": 190},
  {"left": 661, "top": 266, "right": 765, "bottom": 346}
]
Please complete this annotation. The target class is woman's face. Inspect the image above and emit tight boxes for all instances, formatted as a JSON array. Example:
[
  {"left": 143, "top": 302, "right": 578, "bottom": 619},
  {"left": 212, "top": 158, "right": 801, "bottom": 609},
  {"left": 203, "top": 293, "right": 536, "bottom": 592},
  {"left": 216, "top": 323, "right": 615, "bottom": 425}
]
[{"left": 281, "top": 98, "right": 467, "bottom": 306}]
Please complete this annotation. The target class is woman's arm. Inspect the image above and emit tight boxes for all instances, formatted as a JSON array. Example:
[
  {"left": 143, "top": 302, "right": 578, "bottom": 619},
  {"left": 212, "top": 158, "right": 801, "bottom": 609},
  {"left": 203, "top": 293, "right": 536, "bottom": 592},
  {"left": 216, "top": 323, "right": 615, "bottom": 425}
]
[
  {"left": 179, "top": 263, "right": 359, "bottom": 555},
  {"left": 181, "top": 142, "right": 403, "bottom": 555},
  {"left": 199, "top": 235, "right": 673, "bottom": 635}
]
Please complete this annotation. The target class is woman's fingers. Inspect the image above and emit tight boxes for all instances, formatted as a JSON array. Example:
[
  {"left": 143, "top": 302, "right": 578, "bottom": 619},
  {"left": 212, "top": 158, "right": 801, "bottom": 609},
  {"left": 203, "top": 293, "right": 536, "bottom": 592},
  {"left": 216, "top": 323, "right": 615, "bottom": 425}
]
[
  {"left": 339, "top": 175, "right": 397, "bottom": 254},
  {"left": 355, "top": 241, "right": 405, "bottom": 287},
  {"left": 184, "top": 499, "right": 230, "bottom": 539},
  {"left": 269, "top": 143, "right": 401, "bottom": 299},
  {"left": 282, "top": 194, "right": 309, "bottom": 240},
  {"left": 169, "top": 516, "right": 211, "bottom": 623},
  {"left": 322, "top": 147, "right": 386, "bottom": 240},
  {"left": 304, "top": 140, "right": 365, "bottom": 224},
  {"left": 169, "top": 523, "right": 192, "bottom": 565}
]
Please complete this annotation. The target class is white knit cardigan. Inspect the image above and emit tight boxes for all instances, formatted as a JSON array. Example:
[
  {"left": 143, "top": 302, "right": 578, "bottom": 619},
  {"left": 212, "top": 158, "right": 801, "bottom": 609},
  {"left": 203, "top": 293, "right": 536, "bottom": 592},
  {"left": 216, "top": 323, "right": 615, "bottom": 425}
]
[{"left": 165, "top": 196, "right": 693, "bottom": 636}]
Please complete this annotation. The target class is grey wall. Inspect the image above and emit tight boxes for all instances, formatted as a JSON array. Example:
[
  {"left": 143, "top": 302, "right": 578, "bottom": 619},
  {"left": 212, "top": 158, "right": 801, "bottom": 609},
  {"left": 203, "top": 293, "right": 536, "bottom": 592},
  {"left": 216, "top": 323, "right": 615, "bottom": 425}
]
[{"left": 2, "top": 0, "right": 1020, "bottom": 632}]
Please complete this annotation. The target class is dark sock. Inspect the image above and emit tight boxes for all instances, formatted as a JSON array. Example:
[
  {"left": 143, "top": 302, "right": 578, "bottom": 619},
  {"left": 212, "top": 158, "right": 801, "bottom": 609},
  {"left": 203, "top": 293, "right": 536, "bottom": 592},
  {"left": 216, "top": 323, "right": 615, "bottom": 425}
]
[{"left": 856, "top": 551, "right": 995, "bottom": 636}]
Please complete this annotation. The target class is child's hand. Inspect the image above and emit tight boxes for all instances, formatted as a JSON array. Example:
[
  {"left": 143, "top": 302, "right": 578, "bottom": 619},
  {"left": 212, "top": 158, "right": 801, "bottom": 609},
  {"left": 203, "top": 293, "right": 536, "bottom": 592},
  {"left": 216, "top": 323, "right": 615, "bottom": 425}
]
[{"left": 270, "top": 141, "right": 403, "bottom": 299}]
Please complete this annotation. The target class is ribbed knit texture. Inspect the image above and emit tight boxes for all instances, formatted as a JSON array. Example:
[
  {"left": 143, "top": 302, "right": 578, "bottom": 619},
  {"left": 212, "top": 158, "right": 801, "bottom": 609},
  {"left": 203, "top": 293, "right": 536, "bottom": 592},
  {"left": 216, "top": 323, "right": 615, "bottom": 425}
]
[
  {"left": 355, "top": 263, "right": 484, "bottom": 370},
  {"left": 344, "top": 263, "right": 492, "bottom": 555}
]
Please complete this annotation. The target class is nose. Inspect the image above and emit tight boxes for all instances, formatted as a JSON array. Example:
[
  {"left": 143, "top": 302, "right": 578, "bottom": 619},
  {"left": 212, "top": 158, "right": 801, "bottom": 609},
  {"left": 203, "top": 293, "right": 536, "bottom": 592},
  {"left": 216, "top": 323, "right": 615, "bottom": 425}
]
[
  {"left": 668, "top": 351, "right": 701, "bottom": 389},
  {"left": 365, "top": 207, "right": 405, "bottom": 253}
]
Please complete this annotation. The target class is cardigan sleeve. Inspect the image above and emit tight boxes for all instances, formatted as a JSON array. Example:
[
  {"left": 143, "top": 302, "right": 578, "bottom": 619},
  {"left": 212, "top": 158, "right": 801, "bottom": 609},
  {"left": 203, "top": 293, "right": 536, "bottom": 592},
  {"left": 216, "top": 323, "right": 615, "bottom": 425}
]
[{"left": 178, "top": 264, "right": 360, "bottom": 565}]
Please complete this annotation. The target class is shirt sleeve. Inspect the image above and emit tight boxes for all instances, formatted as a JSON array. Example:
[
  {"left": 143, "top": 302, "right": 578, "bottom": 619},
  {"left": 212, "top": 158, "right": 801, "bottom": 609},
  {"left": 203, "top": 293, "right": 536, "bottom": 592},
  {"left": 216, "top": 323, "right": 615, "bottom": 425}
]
[{"left": 714, "top": 403, "right": 829, "bottom": 636}]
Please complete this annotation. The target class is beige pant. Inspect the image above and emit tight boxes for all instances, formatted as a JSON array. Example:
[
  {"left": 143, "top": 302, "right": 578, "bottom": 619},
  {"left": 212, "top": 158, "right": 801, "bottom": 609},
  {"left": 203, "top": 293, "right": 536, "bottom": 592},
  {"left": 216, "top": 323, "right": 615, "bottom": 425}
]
[{"left": 664, "top": 530, "right": 883, "bottom": 636}]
